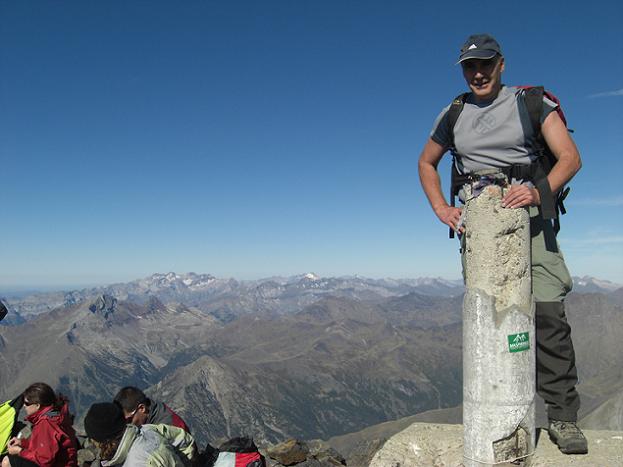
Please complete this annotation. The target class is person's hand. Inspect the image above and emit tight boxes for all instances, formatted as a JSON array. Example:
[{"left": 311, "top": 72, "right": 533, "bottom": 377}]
[
  {"left": 7, "top": 438, "right": 22, "bottom": 455},
  {"left": 8, "top": 437, "right": 21, "bottom": 447},
  {"left": 502, "top": 184, "right": 540, "bottom": 208},
  {"left": 435, "top": 205, "right": 464, "bottom": 234}
]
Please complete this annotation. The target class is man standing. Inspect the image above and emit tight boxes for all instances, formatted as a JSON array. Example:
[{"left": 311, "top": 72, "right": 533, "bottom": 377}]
[{"left": 418, "top": 33, "right": 587, "bottom": 455}]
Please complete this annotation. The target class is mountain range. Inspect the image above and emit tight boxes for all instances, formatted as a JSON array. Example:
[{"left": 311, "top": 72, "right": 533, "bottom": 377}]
[
  {"left": 1, "top": 272, "right": 621, "bottom": 448},
  {"left": 0, "top": 272, "right": 465, "bottom": 324},
  {"left": 3, "top": 272, "right": 619, "bottom": 324}
]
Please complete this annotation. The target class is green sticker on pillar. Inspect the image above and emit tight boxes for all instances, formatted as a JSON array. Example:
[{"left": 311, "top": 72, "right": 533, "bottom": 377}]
[{"left": 508, "top": 332, "right": 530, "bottom": 353}]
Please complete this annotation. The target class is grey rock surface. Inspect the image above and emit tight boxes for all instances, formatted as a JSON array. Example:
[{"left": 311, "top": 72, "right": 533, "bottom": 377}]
[
  {"left": 463, "top": 184, "right": 531, "bottom": 312},
  {"left": 266, "top": 439, "right": 346, "bottom": 466},
  {"left": 369, "top": 423, "right": 623, "bottom": 466}
]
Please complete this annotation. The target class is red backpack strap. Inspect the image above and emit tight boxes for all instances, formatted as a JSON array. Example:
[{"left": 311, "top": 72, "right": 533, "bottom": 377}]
[
  {"left": 164, "top": 404, "right": 191, "bottom": 433},
  {"left": 543, "top": 89, "right": 567, "bottom": 127}
]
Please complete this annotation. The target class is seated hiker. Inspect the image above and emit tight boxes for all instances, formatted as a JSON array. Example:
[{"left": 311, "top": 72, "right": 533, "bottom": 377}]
[
  {"left": 1, "top": 395, "right": 24, "bottom": 458},
  {"left": 1, "top": 383, "right": 78, "bottom": 467},
  {"left": 113, "top": 387, "right": 190, "bottom": 433},
  {"left": 84, "top": 402, "right": 196, "bottom": 467}
]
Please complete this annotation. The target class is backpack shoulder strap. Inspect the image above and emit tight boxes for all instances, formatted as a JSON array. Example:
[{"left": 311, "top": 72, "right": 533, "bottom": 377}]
[
  {"left": 445, "top": 93, "right": 468, "bottom": 150},
  {"left": 446, "top": 92, "right": 468, "bottom": 239},
  {"left": 519, "top": 85, "right": 561, "bottom": 224},
  {"left": 522, "top": 86, "right": 545, "bottom": 137}
]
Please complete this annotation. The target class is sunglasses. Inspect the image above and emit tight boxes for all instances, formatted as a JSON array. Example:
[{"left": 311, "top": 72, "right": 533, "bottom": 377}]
[
  {"left": 23, "top": 400, "right": 37, "bottom": 406},
  {"left": 125, "top": 402, "right": 147, "bottom": 422},
  {"left": 125, "top": 408, "right": 138, "bottom": 422}
]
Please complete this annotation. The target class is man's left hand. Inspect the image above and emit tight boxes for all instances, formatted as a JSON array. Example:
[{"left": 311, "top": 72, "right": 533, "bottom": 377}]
[{"left": 502, "top": 184, "right": 540, "bottom": 208}]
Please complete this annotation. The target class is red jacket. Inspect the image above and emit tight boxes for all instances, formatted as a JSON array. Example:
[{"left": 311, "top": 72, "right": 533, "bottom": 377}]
[{"left": 19, "top": 403, "right": 77, "bottom": 467}]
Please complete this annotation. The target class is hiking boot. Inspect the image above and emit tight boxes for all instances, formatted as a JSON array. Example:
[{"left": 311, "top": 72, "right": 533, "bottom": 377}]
[{"left": 548, "top": 420, "right": 588, "bottom": 454}]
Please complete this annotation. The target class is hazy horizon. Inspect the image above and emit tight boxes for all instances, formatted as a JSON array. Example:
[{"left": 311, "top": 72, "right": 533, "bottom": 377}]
[{"left": 2, "top": 270, "right": 621, "bottom": 298}]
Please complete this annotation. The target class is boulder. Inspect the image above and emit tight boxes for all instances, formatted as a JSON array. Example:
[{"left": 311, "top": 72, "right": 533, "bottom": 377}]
[{"left": 266, "top": 439, "right": 309, "bottom": 465}]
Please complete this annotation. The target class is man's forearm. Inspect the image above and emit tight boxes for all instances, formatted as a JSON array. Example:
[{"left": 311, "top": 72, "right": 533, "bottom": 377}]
[
  {"left": 547, "top": 148, "right": 582, "bottom": 194},
  {"left": 419, "top": 160, "right": 448, "bottom": 215},
  {"left": 541, "top": 110, "right": 582, "bottom": 194}
]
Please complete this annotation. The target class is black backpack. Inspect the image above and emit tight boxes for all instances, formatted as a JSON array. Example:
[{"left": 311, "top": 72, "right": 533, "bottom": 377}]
[{"left": 445, "top": 86, "right": 571, "bottom": 238}]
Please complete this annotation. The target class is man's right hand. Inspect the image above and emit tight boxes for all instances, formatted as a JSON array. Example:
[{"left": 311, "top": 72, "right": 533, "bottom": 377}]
[
  {"left": 418, "top": 138, "right": 458, "bottom": 233},
  {"left": 435, "top": 205, "right": 464, "bottom": 234}
]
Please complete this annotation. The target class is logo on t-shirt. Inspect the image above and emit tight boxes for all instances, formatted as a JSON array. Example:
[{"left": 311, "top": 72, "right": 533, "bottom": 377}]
[{"left": 472, "top": 112, "right": 496, "bottom": 134}]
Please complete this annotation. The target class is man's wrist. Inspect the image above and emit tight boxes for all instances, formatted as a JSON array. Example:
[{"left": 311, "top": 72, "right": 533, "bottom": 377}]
[
  {"left": 532, "top": 188, "right": 541, "bottom": 206},
  {"left": 432, "top": 203, "right": 449, "bottom": 216}
]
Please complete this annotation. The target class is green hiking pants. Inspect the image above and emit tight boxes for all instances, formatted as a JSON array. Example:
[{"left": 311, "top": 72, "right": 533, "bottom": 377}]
[{"left": 529, "top": 206, "right": 573, "bottom": 303}]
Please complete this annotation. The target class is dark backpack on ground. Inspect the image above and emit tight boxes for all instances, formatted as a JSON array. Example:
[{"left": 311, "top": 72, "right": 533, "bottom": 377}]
[
  {"left": 193, "top": 442, "right": 219, "bottom": 467},
  {"left": 445, "top": 86, "right": 571, "bottom": 238},
  {"left": 205, "top": 437, "right": 265, "bottom": 467}
]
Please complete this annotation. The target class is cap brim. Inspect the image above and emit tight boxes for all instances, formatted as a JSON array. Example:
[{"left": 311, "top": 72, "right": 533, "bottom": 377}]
[{"left": 456, "top": 49, "right": 498, "bottom": 64}]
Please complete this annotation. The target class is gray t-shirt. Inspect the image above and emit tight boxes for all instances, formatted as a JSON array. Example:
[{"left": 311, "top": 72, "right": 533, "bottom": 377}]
[{"left": 430, "top": 86, "right": 557, "bottom": 174}]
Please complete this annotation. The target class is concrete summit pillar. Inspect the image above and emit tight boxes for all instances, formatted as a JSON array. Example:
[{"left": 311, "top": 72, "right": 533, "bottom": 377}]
[{"left": 462, "top": 180, "right": 535, "bottom": 466}]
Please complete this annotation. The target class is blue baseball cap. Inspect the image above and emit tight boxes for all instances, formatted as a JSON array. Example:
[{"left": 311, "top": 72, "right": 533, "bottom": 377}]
[{"left": 457, "top": 34, "right": 502, "bottom": 63}]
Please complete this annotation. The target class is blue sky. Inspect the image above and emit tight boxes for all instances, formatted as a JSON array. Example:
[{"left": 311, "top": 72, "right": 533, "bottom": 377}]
[{"left": 1, "top": 0, "right": 622, "bottom": 289}]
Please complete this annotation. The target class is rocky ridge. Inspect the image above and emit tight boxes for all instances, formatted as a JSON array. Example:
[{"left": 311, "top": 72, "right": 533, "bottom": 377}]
[
  {"left": 0, "top": 273, "right": 464, "bottom": 322},
  {"left": 369, "top": 423, "right": 623, "bottom": 467}
]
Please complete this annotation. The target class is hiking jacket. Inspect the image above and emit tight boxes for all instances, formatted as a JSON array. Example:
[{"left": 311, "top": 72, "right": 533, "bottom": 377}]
[
  {"left": 146, "top": 401, "right": 190, "bottom": 433},
  {"left": 102, "top": 424, "right": 196, "bottom": 467},
  {"left": 19, "top": 403, "right": 78, "bottom": 467}
]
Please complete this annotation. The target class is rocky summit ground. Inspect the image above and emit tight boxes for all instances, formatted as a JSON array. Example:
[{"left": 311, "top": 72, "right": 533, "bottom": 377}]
[{"left": 369, "top": 423, "right": 623, "bottom": 467}]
